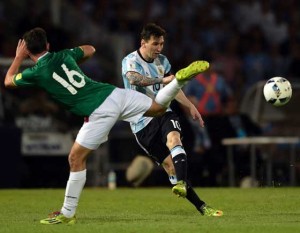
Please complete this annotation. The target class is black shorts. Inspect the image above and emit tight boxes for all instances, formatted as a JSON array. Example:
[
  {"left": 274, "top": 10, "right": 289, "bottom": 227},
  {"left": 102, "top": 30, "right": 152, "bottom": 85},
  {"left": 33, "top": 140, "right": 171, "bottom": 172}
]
[{"left": 135, "top": 111, "right": 182, "bottom": 164}]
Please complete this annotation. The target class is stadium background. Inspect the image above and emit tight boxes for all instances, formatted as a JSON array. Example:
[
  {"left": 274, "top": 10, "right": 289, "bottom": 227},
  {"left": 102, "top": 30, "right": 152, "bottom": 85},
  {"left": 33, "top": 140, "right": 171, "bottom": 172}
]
[{"left": 0, "top": 0, "right": 300, "bottom": 188}]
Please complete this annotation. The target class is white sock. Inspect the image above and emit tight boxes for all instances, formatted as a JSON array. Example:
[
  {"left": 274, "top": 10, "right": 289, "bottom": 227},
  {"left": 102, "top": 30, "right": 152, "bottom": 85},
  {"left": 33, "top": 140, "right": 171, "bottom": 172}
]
[
  {"left": 61, "top": 169, "right": 86, "bottom": 218},
  {"left": 169, "top": 175, "right": 178, "bottom": 185},
  {"left": 155, "top": 79, "right": 185, "bottom": 107}
]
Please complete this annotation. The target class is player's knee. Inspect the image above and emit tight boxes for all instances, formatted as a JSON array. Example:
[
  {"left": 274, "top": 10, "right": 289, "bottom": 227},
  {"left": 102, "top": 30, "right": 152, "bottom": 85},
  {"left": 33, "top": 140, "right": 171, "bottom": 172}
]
[
  {"left": 68, "top": 152, "right": 85, "bottom": 170},
  {"left": 166, "top": 132, "right": 181, "bottom": 148},
  {"left": 68, "top": 153, "right": 77, "bottom": 169},
  {"left": 153, "top": 106, "right": 166, "bottom": 116},
  {"left": 145, "top": 102, "right": 167, "bottom": 117}
]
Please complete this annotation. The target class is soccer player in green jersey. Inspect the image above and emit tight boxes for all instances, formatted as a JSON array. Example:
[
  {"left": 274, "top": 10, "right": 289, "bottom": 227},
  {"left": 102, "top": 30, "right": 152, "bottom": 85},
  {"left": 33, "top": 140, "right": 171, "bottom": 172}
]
[{"left": 4, "top": 27, "right": 209, "bottom": 225}]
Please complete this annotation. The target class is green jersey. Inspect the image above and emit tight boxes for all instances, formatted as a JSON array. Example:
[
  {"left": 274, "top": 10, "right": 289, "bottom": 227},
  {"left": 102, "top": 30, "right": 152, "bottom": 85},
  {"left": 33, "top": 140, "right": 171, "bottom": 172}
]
[{"left": 13, "top": 47, "right": 116, "bottom": 117}]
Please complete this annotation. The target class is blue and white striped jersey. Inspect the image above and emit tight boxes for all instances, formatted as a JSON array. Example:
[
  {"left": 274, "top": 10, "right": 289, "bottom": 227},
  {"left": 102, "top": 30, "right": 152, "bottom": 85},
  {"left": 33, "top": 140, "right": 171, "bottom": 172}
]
[{"left": 122, "top": 50, "right": 171, "bottom": 133}]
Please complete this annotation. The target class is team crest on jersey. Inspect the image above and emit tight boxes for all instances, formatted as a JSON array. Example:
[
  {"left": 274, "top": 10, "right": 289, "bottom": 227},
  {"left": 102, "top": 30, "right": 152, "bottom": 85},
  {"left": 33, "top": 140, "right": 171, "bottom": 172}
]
[
  {"left": 129, "top": 63, "right": 136, "bottom": 69},
  {"left": 15, "top": 73, "right": 22, "bottom": 80},
  {"left": 158, "top": 66, "right": 164, "bottom": 76}
]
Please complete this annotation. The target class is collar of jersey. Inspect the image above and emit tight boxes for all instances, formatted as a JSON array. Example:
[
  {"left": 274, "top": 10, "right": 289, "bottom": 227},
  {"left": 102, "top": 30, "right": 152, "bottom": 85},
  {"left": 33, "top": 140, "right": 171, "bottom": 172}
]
[
  {"left": 137, "top": 49, "right": 154, "bottom": 63},
  {"left": 37, "top": 52, "right": 50, "bottom": 61}
]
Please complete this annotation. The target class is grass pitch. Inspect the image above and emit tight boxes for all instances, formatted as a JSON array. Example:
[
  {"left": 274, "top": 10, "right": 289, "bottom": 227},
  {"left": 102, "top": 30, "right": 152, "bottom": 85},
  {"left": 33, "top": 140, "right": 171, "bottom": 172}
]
[{"left": 0, "top": 187, "right": 299, "bottom": 233}]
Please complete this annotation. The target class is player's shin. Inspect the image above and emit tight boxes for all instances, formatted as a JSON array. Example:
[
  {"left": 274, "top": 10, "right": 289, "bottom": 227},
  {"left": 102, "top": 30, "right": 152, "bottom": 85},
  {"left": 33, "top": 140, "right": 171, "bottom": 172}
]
[
  {"left": 185, "top": 184, "right": 206, "bottom": 212},
  {"left": 61, "top": 169, "right": 86, "bottom": 218}
]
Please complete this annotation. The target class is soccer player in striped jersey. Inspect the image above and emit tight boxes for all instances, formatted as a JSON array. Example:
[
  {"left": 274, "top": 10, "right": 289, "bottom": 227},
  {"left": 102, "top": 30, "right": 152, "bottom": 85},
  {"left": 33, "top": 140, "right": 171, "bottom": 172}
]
[
  {"left": 122, "top": 23, "right": 223, "bottom": 217},
  {"left": 4, "top": 27, "right": 209, "bottom": 224}
]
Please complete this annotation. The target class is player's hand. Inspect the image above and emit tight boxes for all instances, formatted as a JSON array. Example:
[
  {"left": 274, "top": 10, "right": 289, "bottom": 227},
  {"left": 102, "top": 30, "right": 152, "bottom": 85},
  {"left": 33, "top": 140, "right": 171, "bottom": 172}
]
[
  {"left": 189, "top": 104, "right": 204, "bottom": 127},
  {"left": 16, "top": 39, "right": 29, "bottom": 60},
  {"left": 162, "top": 75, "right": 174, "bottom": 85}
]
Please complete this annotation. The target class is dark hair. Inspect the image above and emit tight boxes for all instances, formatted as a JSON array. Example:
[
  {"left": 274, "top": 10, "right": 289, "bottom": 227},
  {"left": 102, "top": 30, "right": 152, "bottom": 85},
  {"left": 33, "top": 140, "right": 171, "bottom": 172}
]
[
  {"left": 23, "top": 27, "right": 48, "bottom": 54},
  {"left": 140, "top": 23, "right": 166, "bottom": 41}
]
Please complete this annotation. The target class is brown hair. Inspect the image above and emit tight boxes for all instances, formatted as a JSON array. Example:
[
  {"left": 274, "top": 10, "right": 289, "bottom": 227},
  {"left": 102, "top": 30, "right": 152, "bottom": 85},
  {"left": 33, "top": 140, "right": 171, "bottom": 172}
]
[
  {"left": 140, "top": 23, "right": 166, "bottom": 41},
  {"left": 23, "top": 27, "right": 48, "bottom": 54}
]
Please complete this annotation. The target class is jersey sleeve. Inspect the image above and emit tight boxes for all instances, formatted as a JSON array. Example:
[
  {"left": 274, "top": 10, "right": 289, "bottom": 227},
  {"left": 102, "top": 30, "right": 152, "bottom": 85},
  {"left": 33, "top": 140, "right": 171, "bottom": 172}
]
[
  {"left": 13, "top": 68, "right": 37, "bottom": 87},
  {"left": 122, "top": 56, "right": 144, "bottom": 76},
  {"left": 162, "top": 55, "right": 172, "bottom": 75},
  {"left": 65, "top": 47, "right": 84, "bottom": 62}
]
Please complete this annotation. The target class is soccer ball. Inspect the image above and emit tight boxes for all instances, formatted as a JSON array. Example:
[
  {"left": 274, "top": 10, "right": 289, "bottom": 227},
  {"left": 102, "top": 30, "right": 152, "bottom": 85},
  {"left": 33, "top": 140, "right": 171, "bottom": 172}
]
[{"left": 263, "top": 77, "right": 292, "bottom": 106}]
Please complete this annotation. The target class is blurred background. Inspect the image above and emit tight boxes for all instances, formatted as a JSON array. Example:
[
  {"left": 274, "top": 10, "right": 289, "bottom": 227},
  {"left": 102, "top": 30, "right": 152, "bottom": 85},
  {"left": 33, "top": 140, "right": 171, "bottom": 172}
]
[{"left": 0, "top": 0, "right": 300, "bottom": 188}]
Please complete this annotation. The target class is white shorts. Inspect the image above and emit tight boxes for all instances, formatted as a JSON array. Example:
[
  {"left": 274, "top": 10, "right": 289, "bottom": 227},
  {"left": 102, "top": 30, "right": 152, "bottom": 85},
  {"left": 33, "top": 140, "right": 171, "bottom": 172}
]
[{"left": 76, "top": 88, "right": 152, "bottom": 150}]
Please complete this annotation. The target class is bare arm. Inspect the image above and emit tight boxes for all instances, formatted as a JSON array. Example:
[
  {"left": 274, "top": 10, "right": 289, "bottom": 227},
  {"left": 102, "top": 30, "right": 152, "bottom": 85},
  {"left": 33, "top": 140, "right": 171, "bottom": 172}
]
[
  {"left": 77, "top": 45, "right": 96, "bottom": 64},
  {"left": 175, "top": 90, "right": 204, "bottom": 127},
  {"left": 4, "top": 39, "right": 29, "bottom": 88},
  {"left": 126, "top": 71, "right": 174, "bottom": 87}
]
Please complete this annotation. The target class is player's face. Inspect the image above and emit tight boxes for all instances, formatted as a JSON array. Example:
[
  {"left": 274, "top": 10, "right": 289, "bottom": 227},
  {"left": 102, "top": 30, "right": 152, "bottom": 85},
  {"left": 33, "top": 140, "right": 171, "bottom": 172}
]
[{"left": 142, "top": 35, "right": 164, "bottom": 61}]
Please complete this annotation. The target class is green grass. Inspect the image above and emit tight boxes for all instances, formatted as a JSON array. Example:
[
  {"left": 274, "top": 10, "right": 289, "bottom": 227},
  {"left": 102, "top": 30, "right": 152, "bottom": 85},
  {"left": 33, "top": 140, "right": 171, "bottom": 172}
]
[{"left": 0, "top": 187, "right": 300, "bottom": 233}]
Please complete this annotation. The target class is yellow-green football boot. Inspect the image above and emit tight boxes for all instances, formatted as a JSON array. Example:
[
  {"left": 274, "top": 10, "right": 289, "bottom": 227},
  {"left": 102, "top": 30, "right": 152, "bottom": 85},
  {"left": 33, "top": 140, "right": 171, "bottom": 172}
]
[{"left": 175, "top": 60, "right": 209, "bottom": 82}]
